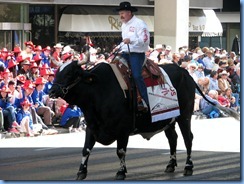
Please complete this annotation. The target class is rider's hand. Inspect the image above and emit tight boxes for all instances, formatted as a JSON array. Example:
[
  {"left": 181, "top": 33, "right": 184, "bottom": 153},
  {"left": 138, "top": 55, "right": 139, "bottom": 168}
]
[{"left": 123, "top": 38, "right": 130, "bottom": 44}]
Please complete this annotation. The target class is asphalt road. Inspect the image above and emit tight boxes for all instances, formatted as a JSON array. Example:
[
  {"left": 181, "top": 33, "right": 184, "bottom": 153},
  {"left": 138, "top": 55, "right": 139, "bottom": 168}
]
[
  {"left": 0, "top": 116, "right": 241, "bottom": 181},
  {"left": 0, "top": 147, "right": 240, "bottom": 181}
]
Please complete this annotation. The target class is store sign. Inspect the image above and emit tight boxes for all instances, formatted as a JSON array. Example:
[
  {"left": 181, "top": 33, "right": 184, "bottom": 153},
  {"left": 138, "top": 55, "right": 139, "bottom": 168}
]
[
  {"left": 59, "top": 14, "right": 154, "bottom": 32},
  {"left": 189, "top": 16, "right": 206, "bottom": 32}
]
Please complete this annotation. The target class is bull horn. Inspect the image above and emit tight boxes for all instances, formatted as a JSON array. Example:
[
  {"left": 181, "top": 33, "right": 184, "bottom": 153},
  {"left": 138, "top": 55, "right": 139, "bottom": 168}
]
[{"left": 77, "top": 51, "right": 89, "bottom": 65}]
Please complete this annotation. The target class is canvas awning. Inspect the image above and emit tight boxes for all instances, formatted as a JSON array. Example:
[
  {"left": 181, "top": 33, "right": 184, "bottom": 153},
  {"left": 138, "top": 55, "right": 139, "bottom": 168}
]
[
  {"left": 59, "top": 6, "right": 223, "bottom": 37},
  {"left": 189, "top": 9, "right": 223, "bottom": 37}
]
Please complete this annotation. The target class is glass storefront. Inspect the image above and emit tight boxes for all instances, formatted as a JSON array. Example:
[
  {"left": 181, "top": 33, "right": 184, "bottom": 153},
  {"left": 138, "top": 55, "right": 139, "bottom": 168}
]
[
  {"left": 29, "top": 5, "right": 55, "bottom": 47},
  {"left": 0, "top": 4, "right": 30, "bottom": 50}
]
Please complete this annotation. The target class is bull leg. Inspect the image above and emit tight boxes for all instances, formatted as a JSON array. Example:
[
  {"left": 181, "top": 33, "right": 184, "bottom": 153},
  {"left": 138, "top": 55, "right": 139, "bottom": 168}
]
[
  {"left": 164, "top": 123, "right": 178, "bottom": 173},
  {"left": 115, "top": 135, "right": 129, "bottom": 180},
  {"left": 76, "top": 128, "right": 96, "bottom": 180},
  {"left": 177, "top": 117, "right": 194, "bottom": 176}
]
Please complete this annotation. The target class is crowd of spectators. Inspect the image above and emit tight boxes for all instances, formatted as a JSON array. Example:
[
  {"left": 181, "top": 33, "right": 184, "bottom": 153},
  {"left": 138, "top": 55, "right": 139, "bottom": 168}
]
[
  {"left": 0, "top": 41, "right": 86, "bottom": 137},
  {"left": 148, "top": 44, "right": 240, "bottom": 119},
  {"left": 0, "top": 40, "right": 240, "bottom": 138}
]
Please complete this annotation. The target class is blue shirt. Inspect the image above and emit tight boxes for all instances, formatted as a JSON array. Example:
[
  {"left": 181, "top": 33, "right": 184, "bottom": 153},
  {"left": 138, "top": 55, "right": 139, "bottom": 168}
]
[
  {"left": 31, "top": 89, "right": 46, "bottom": 107},
  {"left": 16, "top": 109, "right": 33, "bottom": 129},
  {"left": 0, "top": 96, "right": 11, "bottom": 109},
  {"left": 60, "top": 106, "right": 83, "bottom": 126},
  {"left": 14, "top": 89, "right": 34, "bottom": 109},
  {"left": 43, "top": 81, "right": 53, "bottom": 94},
  {"left": 209, "top": 77, "right": 220, "bottom": 91}
]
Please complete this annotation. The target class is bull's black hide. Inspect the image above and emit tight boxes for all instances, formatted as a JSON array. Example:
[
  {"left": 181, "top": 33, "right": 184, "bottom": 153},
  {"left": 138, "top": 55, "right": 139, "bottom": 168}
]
[{"left": 49, "top": 61, "right": 195, "bottom": 179}]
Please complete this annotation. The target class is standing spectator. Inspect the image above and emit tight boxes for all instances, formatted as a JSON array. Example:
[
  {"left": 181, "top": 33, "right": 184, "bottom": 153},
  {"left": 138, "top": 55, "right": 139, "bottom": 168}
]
[{"left": 164, "top": 45, "right": 172, "bottom": 61}]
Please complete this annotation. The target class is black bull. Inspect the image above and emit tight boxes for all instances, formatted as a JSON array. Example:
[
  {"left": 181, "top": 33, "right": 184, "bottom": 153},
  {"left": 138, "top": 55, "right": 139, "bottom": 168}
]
[{"left": 49, "top": 60, "right": 197, "bottom": 180}]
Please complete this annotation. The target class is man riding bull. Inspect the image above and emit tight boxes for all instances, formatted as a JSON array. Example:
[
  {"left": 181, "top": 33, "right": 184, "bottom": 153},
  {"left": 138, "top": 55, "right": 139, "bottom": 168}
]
[{"left": 115, "top": 1, "right": 150, "bottom": 112}]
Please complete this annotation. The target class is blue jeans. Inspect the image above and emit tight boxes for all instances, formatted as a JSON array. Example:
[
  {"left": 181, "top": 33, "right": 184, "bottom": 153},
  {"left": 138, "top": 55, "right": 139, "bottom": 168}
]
[
  {"left": 2, "top": 106, "right": 16, "bottom": 128},
  {"left": 122, "top": 52, "right": 149, "bottom": 105}
]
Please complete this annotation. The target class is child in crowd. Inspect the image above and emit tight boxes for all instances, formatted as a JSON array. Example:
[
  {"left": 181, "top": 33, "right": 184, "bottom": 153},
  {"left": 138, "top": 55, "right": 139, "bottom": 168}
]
[{"left": 59, "top": 104, "right": 83, "bottom": 132}]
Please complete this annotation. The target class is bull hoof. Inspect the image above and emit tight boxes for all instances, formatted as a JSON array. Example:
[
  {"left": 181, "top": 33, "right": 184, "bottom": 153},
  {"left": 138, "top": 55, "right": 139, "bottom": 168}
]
[
  {"left": 115, "top": 171, "right": 126, "bottom": 180},
  {"left": 183, "top": 168, "right": 193, "bottom": 176},
  {"left": 164, "top": 166, "right": 175, "bottom": 173},
  {"left": 76, "top": 171, "right": 87, "bottom": 180}
]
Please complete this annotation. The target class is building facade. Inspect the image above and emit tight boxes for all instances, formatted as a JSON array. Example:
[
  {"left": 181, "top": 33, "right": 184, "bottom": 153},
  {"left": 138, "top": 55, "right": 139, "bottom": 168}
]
[{"left": 0, "top": 0, "right": 240, "bottom": 53}]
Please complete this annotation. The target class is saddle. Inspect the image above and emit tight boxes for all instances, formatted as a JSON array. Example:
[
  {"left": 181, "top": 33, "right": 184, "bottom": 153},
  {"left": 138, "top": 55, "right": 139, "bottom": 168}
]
[{"left": 110, "top": 56, "right": 165, "bottom": 102}]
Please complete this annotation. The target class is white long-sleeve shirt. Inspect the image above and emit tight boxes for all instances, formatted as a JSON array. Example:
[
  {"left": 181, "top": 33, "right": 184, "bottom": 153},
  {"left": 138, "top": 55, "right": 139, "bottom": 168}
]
[{"left": 120, "top": 15, "right": 150, "bottom": 53}]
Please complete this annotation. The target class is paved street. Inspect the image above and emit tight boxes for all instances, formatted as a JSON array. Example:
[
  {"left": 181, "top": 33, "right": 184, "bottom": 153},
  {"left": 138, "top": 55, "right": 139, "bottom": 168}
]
[
  {"left": 0, "top": 116, "right": 240, "bottom": 152},
  {"left": 0, "top": 116, "right": 241, "bottom": 182}
]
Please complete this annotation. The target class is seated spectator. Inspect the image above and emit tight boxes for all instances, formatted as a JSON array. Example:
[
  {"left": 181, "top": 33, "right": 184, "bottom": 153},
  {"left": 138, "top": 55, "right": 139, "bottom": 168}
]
[
  {"left": 16, "top": 99, "right": 36, "bottom": 137},
  {"left": 0, "top": 86, "right": 20, "bottom": 133},
  {"left": 209, "top": 71, "right": 220, "bottom": 92},
  {"left": 158, "top": 51, "right": 172, "bottom": 65},
  {"left": 199, "top": 90, "right": 220, "bottom": 118},
  {"left": 31, "top": 77, "right": 55, "bottom": 129},
  {"left": 8, "top": 80, "right": 22, "bottom": 104},
  {"left": 217, "top": 60, "right": 228, "bottom": 75},
  {"left": 15, "top": 80, "right": 49, "bottom": 132},
  {"left": 218, "top": 70, "right": 231, "bottom": 94},
  {"left": 0, "top": 108, "right": 6, "bottom": 133},
  {"left": 59, "top": 104, "right": 83, "bottom": 132},
  {"left": 187, "top": 63, "right": 198, "bottom": 82},
  {"left": 217, "top": 92, "right": 231, "bottom": 108},
  {"left": 223, "top": 88, "right": 238, "bottom": 111},
  {"left": 43, "top": 70, "right": 55, "bottom": 94},
  {"left": 230, "top": 67, "right": 240, "bottom": 95},
  {"left": 198, "top": 77, "right": 210, "bottom": 95},
  {"left": 195, "top": 64, "right": 205, "bottom": 79}
]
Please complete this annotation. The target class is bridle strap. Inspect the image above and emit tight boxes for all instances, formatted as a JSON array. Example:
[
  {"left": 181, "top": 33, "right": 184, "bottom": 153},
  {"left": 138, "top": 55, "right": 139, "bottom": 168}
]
[{"left": 53, "top": 77, "right": 81, "bottom": 98}]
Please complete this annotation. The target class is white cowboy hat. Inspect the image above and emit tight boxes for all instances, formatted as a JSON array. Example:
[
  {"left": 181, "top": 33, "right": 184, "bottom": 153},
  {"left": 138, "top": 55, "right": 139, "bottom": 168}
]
[
  {"left": 62, "top": 45, "right": 73, "bottom": 55},
  {"left": 197, "top": 50, "right": 204, "bottom": 56},
  {"left": 155, "top": 44, "right": 163, "bottom": 50},
  {"left": 219, "top": 70, "right": 229, "bottom": 76},
  {"left": 54, "top": 43, "right": 64, "bottom": 48},
  {"left": 192, "top": 53, "right": 199, "bottom": 60}
]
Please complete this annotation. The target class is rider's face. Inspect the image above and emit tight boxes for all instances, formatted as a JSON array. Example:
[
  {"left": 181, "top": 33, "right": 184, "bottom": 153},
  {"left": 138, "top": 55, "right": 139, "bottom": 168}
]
[{"left": 119, "top": 10, "right": 132, "bottom": 23}]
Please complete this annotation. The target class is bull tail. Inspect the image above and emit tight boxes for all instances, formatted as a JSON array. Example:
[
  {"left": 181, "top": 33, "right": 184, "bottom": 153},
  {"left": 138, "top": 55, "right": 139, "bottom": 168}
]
[{"left": 195, "top": 82, "right": 240, "bottom": 121}]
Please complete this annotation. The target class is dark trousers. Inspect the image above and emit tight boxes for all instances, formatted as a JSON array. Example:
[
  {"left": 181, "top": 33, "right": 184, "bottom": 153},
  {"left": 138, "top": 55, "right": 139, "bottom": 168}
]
[{"left": 61, "top": 117, "right": 80, "bottom": 128}]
